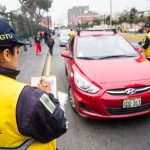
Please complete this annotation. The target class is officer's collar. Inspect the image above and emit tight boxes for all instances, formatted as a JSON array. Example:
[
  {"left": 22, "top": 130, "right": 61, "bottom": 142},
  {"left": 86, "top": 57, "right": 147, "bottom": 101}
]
[{"left": 0, "top": 66, "right": 20, "bottom": 79}]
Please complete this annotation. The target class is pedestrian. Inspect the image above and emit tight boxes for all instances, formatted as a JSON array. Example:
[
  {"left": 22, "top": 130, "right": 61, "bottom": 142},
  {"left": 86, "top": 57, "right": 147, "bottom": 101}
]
[
  {"left": 39, "top": 31, "right": 43, "bottom": 41},
  {"left": 0, "top": 19, "right": 67, "bottom": 149},
  {"left": 47, "top": 34, "right": 55, "bottom": 55},
  {"left": 43, "top": 30, "right": 48, "bottom": 44},
  {"left": 34, "top": 31, "right": 42, "bottom": 55},
  {"left": 138, "top": 22, "right": 150, "bottom": 60},
  {"left": 68, "top": 29, "right": 75, "bottom": 37}
]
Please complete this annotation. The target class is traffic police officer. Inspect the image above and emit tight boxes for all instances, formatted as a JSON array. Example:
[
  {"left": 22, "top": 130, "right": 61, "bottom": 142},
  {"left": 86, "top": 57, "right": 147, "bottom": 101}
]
[
  {"left": 139, "top": 22, "right": 150, "bottom": 60},
  {"left": 0, "top": 19, "right": 67, "bottom": 150},
  {"left": 68, "top": 29, "right": 75, "bottom": 37}
]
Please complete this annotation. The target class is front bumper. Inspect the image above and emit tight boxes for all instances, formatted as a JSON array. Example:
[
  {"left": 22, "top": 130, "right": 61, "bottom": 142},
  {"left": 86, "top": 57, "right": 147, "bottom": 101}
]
[{"left": 72, "top": 87, "right": 150, "bottom": 119}]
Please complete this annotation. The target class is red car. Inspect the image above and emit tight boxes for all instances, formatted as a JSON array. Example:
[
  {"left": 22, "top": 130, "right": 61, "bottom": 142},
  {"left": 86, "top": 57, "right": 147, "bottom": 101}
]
[{"left": 61, "top": 29, "right": 150, "bottom": 119}]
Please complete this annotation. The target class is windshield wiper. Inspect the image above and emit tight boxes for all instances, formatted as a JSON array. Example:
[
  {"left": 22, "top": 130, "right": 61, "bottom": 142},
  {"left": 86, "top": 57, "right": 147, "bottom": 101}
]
[
  {"left": 95, "top": 55, "right": 136, "bottom": 60},
  {"left": 77, "top": 57, "right": 97, "bottom": 60},
  {"left": 77, "top": 55, "right": 136, "bottom": 60}
]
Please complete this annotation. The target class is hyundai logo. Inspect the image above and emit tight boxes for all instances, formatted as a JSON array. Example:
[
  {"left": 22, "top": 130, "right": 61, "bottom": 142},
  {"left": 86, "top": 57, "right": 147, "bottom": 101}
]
[{"left": 125, "top": 88, "right": 136, "bottom": 95}]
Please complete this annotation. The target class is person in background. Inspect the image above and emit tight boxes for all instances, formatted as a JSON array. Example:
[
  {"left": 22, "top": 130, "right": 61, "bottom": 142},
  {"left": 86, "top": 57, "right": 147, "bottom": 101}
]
[
  {"left": 138, "top": 22, "right": 150, "bottom": 60},
  {"left": 68, "top": 29, "right": 75, "bottom": 37},
  {"left": 43, "top": 30, "right": 48, "bottom": 44},
  {"left": 47, "top": 34, "right": 55, "bottom": 56},
  {"left": 34, "top": 31, "right": 42, "bottom": 55},
  {"left": 39, "top": 31, "right": 43, "bottom": 41},
  {"left": 0, "top": 19, "right": 67, "bottom": 150}
]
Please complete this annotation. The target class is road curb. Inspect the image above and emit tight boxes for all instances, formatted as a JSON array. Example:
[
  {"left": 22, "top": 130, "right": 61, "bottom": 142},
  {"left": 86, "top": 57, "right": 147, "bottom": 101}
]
[{"left": 42, "top": 53, "right": 51, "bottom": 76}]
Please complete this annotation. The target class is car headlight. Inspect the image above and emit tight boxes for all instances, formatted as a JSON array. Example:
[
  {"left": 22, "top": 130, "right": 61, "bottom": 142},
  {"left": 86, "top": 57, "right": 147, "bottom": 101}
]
[{"left": 74, "top": 71, "right": 100, "bottom": 94}]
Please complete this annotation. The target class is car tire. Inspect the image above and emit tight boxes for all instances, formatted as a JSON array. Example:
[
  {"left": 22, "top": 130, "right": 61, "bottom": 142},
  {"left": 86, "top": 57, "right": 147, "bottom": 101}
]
[
  {"left": 68, "top": 86, "right": 87, "bottom": 118},
  {"left": 68, "top": 86, "right": 77, "bottom": 112},
  {"left": 65, "top": 65, "right": 68, "bottom": 76}
]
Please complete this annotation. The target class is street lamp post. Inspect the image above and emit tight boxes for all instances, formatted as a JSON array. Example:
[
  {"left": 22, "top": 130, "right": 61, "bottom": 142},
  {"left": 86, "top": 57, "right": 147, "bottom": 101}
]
[
  {"left": 47, "top": 9, "right": 50, "bottom": 30},
  {"left": 110, "top": 0, "right": 112, "bottom": 26}
]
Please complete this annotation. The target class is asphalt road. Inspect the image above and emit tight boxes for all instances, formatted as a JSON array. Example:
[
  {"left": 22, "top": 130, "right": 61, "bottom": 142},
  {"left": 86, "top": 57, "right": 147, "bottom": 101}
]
[{"left": 51, "top": 36, "right": 150, "bottom": 150}]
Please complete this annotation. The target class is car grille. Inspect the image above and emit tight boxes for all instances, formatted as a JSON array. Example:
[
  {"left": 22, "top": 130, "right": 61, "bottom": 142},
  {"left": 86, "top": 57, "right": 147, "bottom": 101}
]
[
  {"left": 106, "top": 86, "right": 150, "bottom": 95},
  {"left": 107, "top": 103, "right": 150, "bottom": 115}
]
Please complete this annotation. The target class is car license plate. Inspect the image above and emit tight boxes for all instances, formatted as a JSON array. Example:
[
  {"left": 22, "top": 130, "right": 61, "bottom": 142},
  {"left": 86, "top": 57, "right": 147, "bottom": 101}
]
[{"left": 123, "top": 97, "right": 141, "bottom": 108}]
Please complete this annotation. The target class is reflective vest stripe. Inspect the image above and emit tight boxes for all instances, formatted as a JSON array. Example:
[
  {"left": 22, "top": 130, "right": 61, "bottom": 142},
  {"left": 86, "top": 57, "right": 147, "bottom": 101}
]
[
  {"left": 39, "top": 93, "right": 56, "bottom": 114},
  {"left": 143, "top": 32, "right": 150, "bottom": 58},
  {"left": 141, "top": 37, "right": 146, "bottom": 47},
  {"left": 0, "top": 138, "right": 35, "bottom": 150}
]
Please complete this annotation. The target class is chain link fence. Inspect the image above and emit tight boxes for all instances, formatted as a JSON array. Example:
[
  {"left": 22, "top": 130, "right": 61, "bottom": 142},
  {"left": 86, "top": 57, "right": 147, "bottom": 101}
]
[
  {"left": 0, "top": 11, "right": 37, "bottom": 39},
  {"left": 1, "top": 12, "right": 47, "bottom": 38},
  {"left": 0, "top": 11, "right": 45, "bottom": 51}
]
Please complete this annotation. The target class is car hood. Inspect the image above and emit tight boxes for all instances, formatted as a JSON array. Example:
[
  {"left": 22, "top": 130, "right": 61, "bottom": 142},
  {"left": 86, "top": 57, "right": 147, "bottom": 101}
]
[{"left": 75, "top": 56, "right": 150, "bottom": 84}]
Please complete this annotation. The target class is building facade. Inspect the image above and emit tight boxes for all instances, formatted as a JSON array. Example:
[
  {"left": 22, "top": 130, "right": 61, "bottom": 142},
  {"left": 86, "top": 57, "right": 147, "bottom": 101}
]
[
  {"left": 68, "top": 6, "right": 89, "bottom": 26},
  {"left": 73, "top": 11, "right": 100, "bottom": 25}
]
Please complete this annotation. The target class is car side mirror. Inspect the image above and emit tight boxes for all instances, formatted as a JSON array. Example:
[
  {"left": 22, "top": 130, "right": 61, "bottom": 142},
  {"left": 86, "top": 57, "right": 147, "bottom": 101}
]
[
  {"left": 65, "top": 44, "right": 69, "bottom": 51},
  {"left": 61, "top": 50, "right": 72, "bottom": 59},
  {"left": 136, "top": 47, "right": 144, "bottom": 53}
]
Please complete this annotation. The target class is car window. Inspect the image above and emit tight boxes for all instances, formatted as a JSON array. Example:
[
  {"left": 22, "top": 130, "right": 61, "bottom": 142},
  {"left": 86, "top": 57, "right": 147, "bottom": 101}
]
[
  {"left": 60, "top": 30, "right": 70, "bottom": 36},
  {"left": 76, "top": 35, "right": 138, "bottom": 59}
]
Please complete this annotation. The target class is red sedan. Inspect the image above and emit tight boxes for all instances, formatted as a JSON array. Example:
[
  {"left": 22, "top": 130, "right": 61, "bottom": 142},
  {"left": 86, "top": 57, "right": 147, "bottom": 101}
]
[{"left": 61, "top": 29, "right": 150, "bottom": 119}]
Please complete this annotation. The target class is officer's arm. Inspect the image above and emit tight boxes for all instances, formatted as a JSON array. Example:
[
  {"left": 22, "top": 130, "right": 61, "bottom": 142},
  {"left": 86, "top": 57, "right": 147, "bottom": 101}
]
[
  {"left": 140, "top": 36, "right": 150, "bottom": 49},
  {"left": 17, "top": 86, "right": 67, "bottom": 143},
  {"left": 31, "top": 93, "right": 67, "bottom": 143}
]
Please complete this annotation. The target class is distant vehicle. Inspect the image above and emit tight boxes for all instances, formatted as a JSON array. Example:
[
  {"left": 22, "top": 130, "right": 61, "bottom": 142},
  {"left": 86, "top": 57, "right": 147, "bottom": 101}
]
[
  {"left": 56, "top": 29, "right": 61, "bottom": 36},
  {"left": 128, "top": 26, "right": 139, "bottom": 33},
  {"left": 61, "top": 28, "right": 150, "bottom": 120},
  {"left": 59, "top": 29, "right": 70, "bottom": 46}
]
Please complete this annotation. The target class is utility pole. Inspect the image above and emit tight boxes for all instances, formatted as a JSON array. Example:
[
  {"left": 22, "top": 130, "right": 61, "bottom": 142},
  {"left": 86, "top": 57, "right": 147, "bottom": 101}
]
[
  {"left": 47, "top": 10, "right": 50, "bottom": 30},
  {"left": 110, "top": 0, "right": 112, "bottom": 26}
]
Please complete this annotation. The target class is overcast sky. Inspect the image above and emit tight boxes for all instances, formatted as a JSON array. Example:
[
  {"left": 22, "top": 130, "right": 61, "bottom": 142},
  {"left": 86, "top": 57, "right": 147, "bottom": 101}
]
[{"left": 0, "top": 0, "right": 150, "bottom": 25}]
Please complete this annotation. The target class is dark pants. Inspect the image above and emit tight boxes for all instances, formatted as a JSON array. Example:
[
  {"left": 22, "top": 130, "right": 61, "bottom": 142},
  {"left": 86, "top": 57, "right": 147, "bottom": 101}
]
[
  {"left": 49, "top": 46, "right": 53, "bottom": 55},
  {"left": 44, "top": 38, "right": 47, "bottom": 44}
]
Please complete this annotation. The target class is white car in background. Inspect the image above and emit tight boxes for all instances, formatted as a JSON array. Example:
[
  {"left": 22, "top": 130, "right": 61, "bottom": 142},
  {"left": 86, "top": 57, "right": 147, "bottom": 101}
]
[
  {"left": 128, "top": 26, "right": 139, "bottom": 33},
  {"left": 59, "top": 29, "right": 70, "bottom": 46}
]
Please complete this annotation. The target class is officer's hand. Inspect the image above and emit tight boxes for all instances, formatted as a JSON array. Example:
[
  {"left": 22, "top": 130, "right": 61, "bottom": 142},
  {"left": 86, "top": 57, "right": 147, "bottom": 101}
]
[
  {"left": 138, "top": 41, "right": 142, "bottom": 45},
  {"left": 37, "top": 76, "right": 51, "bottom": 93}
]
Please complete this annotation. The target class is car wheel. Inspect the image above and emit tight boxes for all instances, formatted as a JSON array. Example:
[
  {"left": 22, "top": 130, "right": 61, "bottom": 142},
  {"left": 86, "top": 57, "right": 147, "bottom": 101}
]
[
  {"left": 65, "top": 65, "right": 68, "bottom": 76},
  {"left": 68, "top": 86, "right": 76, "bottom": 112}
]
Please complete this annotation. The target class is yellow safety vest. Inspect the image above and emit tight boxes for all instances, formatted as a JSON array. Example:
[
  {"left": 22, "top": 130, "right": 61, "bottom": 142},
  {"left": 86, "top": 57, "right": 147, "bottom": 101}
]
[
  {"left": 0, "top": 75, "right": 56, "bottom": 150},
  {"left": 143, "top": 32, "right": 150, "bottom": 58}
]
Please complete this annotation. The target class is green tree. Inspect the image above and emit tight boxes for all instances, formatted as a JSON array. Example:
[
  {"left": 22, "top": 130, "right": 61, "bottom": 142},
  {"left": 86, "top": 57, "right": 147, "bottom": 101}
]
[
  {"left": 93, "top": 18, "right": 101, "bottom": 25},
  {"left": 35, "top": 0, "right": 52, "bottom": 23},
  {"left": 18, "top": 0, "right": 52, "bottom": 24},
  {"left": 0, "top": 5, "right": 6, "bottom": 12},
  {"left": 129, "top": 7, "right": 138, "bottom": 23},
  {"left": 18, "top": 0, "right": 52, "bottom": 36}
]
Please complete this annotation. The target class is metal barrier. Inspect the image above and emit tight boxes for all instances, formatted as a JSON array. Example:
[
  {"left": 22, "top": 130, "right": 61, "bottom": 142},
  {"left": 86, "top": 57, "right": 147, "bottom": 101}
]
[
  {"left": 0, "top": 11, "right": 44, "bottom": 39},
  {"left": 0, "top": 11, "right": 44, "bottom": 51}
]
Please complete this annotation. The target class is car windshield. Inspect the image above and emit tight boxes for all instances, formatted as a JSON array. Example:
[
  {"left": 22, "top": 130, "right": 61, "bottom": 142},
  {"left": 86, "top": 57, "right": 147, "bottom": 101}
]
[
  {"left": 76, "top": 35, "right": 138, "bottom": 59},
  {"left": 60, "top": 30, "right": 70, "bottom": 36}
]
